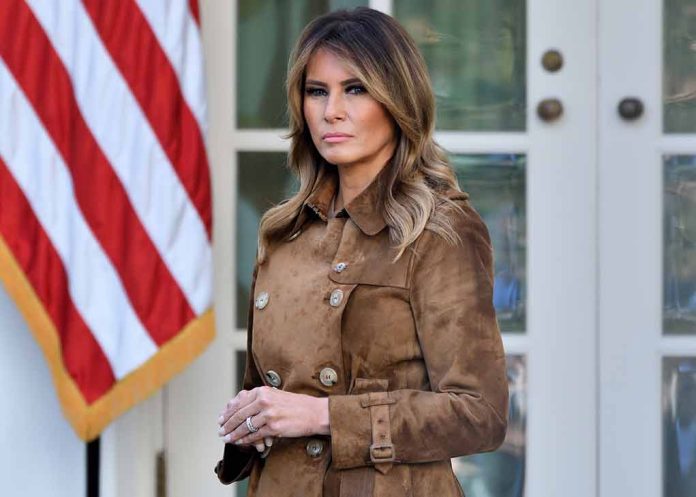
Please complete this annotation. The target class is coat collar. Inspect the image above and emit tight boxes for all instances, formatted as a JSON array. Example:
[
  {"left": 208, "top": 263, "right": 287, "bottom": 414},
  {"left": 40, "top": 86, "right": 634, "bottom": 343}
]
[{"left": 304, "top": 164, "right": 388, "bottom": 236}]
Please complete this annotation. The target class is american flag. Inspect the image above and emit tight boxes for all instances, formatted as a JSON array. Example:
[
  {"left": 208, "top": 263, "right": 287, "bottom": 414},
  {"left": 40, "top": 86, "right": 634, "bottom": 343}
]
[{"left": 0, "top": 0, "right": 213, "bottom": 441}]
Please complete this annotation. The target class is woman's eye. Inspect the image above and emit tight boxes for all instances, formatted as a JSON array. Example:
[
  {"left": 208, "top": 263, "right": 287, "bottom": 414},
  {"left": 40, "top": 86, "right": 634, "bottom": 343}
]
[
  {"left": 305, "top": 87, "right": 327, "bottom": 97},
  {"left": 346, "top": 85, "right": 366, "bottom": 95}
]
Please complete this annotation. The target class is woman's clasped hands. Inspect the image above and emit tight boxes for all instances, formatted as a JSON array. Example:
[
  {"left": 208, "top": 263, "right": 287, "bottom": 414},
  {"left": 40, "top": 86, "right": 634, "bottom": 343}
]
[{"left": 217, "top": 386, "right": 331, "bottom": 453}]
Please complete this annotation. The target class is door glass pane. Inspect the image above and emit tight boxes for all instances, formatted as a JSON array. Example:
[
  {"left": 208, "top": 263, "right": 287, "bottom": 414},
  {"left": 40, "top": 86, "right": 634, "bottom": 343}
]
[
  {"left": 236, "top": 152, "right": 296, "bottom": 329},
  {"left": 664, "top": 155, "right": 696, "bottom": 335},
  {"left": 237, "top": 0, "right": 367, "bottom": 129},
  {"left": 451, "top": 154, "right": 527, "bottom": 333},
  {"left": 453, "top": 354, "right": 526, "bottom": 497},
  {"left": 664, "top": 0, "right": 696, "bottom": 133},
  {"left": 662, "top": 357, "right": 696, "bottom": 497},
  {"left": 394, "top": 0, "right": 526, "bottom": 131}
]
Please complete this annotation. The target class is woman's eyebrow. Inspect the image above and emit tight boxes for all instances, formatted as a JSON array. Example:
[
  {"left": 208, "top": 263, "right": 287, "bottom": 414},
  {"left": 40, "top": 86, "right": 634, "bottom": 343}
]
[{"left": 305, "top": 78, "right": 362, "bottom": 87}]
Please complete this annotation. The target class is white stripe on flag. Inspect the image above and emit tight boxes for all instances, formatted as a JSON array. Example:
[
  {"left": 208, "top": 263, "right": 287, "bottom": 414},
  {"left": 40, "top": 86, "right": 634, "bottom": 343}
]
[
  {"left": 136, "top": 0, "right": 209, "bottom": 139},
  {"left": 0, "top": 59, "right": 158, "bottom": 379},
  {"left": 26, "top": 0, "right": 213, "bottom": 316}
]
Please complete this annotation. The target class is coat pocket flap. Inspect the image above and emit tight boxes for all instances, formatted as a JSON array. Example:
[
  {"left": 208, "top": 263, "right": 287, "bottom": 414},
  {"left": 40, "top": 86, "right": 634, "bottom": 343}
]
[{"left": 348, "top": 377, "right": 389, "bottom": 394}]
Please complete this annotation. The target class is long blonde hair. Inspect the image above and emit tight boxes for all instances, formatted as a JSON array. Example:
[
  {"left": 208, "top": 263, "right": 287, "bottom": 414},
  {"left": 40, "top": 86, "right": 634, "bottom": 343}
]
[{"left": 257, "top": 7, "right": 464, "bottom": 263}]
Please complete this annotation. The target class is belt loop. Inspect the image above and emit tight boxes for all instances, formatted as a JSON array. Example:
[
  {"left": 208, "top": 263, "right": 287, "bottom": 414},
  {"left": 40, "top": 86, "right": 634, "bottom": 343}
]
[{"left": 367, "top": 392, "right": 395, "bottom": 474}]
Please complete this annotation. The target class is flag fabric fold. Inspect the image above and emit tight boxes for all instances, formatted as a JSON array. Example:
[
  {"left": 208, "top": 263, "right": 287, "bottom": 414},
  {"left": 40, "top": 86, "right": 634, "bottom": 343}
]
[{"left": 0, "top": 0, "right": 214, "bottom": 441}]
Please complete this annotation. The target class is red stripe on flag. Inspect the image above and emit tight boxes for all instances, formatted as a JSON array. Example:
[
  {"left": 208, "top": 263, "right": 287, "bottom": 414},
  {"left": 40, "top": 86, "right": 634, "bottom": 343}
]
[
  {"left": 0, "top": 156, "right": 116, "bottom": 404},
  {"left": 189, "top": 0, "right": 201, "bottom": 27},
  {"left": 0, "top": 0, "right": 195, "bottom": 346},
  {"left": 83, "top": 0, "right": 212, "bottom": 239}
]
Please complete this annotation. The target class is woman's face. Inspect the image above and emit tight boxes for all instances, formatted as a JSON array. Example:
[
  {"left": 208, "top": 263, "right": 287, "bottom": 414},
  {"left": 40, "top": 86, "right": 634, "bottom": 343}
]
[{"left": 303, "top": 49, "right": 397, "bottom": 172}]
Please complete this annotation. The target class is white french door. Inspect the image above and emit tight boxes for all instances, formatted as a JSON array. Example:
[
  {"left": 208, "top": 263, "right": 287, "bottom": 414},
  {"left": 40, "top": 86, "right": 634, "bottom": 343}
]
[{"left": 600, "top": 1, "right": 696, "bottom": 497}]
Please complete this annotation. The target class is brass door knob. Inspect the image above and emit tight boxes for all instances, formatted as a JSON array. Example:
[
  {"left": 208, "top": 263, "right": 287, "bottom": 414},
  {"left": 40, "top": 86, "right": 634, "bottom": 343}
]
[
  {"left": 541, "top": 49, "right": 563, "bottom": 72},
  {"left": 537, "top": 98, "right": 563, "bottom": 122},
  {"left": 618, "top": 97, "right": 644, "bottom": 121}
]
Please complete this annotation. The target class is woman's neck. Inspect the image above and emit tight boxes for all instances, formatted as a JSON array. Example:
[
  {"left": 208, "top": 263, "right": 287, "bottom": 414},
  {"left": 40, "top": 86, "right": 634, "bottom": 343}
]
[{"left": 334, "top": 161, "right": 388, "bottom": 213}]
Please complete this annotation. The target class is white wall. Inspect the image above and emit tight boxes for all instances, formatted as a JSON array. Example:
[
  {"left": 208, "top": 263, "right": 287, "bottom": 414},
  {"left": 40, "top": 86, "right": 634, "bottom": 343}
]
[{"left": 0, "top": 284, "right": 85, "bottom": 497}]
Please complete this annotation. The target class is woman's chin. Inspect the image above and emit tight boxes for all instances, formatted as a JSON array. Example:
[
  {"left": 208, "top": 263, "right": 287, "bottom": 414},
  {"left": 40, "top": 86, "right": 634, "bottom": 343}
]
[{"left": 320, "top": 151, "right": 356, "bottom": 167}]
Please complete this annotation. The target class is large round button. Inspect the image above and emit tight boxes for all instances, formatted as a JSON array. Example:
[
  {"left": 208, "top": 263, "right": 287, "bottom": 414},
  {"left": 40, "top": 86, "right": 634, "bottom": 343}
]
[
  {"left": 265, "top": 370, "right": 282, "bottom": 388},
  {"left": 319, "top": 367, "right": 338, "bottom": 387},
  {"left": 334, "top": 262, "right": 348, "bottom": 273},
  {"left": 255, "top": 291, "right": 269, "bottom": 310},
  {"left": 329, "top": 289, "right": 343, "bottom": 307},
  {"left": 306, "top": 439, "right": 324, "bottom": 458}
]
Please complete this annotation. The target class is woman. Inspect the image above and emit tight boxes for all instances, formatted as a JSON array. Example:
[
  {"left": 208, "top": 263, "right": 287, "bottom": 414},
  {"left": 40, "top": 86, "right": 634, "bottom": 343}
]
[{"left": 215, "top": 7, "right": 508, "bottom": 497}]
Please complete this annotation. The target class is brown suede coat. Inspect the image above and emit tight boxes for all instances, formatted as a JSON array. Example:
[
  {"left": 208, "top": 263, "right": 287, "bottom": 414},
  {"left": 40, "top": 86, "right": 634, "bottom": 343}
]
[{"left": 215, "top": 164, "right": 508, "bottom": 497}]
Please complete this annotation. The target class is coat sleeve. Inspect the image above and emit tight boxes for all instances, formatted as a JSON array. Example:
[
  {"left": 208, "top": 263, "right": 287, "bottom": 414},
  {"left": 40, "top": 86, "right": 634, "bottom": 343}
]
[
  {"left": 215, "top": 263, "right": 264, "bottom": 484},
  {"left": 328, "top": 202, "right": 509, "bottom": 469}
]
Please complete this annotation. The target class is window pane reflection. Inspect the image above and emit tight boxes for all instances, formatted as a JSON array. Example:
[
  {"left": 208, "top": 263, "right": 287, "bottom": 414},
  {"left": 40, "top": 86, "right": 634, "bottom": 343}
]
[
  {"left": 663, "top": 357, "right": 696, "bottom": 497},
  {"left": 394, "top": 0, "right": 526, "bottom": 131},
  {"left": 664, "top": 0, "right": 696, "bottom": 133},
  {"left": 236, "top": 152, "right": 295, "bottom": 328},
  {"left": 664, "top": 155, "right": 696, "bottom": 335},
  {"left": 453, "top": 354, "right": 526, "bottom": 497},
  {"left": 451, "top": 154, "right": 526, "bottom": 333},
  {"left": 237, "top": 0, "right": 367, "bottom": 128}
]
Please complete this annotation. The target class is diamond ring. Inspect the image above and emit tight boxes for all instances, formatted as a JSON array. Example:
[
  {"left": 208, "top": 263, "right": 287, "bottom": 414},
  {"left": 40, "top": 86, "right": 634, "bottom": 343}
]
[{"left": 246, "top": 415, "right": 259, "bottom": 433}]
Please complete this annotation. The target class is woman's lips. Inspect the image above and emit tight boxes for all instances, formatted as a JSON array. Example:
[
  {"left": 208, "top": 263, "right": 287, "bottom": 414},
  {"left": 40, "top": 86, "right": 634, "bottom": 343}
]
[{"left": 323, "top": 133, "right": 352, "bottom": 143}]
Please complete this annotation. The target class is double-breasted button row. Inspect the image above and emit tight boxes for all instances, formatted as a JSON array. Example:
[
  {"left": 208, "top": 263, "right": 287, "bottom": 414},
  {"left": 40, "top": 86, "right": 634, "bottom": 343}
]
[
  {"left": 256, "top": 288, "right": 346, "bottom": 309},
  {"left": 263, "top": 368, "right": 337, "bottom": 388},
  {"left": 306, "top": 439, "right": 324, "bottom": 458}
]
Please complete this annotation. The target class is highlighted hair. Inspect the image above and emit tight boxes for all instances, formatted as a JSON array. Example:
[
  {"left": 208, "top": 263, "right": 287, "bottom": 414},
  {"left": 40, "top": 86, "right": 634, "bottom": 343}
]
[{"left": 258, "top": 7, "right": 464, "bottom": 263}]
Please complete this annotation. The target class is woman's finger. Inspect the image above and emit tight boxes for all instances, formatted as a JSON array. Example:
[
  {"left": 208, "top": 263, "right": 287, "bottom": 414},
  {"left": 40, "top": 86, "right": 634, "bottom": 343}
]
[
  {"left": 217, "top": 393, "right": 243, "bottom": 426},
  {"left": 219, "top": 404, "right": 259, "bottom": 438},
  {"left": 217, "top": 386, "right": 263, "bottom": 428},
  {"left": 222, "top": 409, "right": 266, "bottom": 443},
  {"left": 217, "top": 404, "right": 233, "bottom": 425},
  {"left": 235, "top": 424, "right": 276, "bottom": 446},
  {"left": 219, "top": 387, "right": 272, "bottom": 436}
]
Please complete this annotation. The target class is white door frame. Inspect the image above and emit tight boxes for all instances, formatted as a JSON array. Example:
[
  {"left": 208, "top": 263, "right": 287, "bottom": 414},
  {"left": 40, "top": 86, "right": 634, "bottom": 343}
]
[{"left": 526, "top": 0, "right": 598, "bottom": 495}]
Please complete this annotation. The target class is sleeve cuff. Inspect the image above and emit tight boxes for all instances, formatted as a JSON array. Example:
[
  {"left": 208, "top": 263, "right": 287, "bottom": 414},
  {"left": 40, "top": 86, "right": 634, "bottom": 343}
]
[{"left": 328, "top": 394, "right": 373, "bottom": 469}]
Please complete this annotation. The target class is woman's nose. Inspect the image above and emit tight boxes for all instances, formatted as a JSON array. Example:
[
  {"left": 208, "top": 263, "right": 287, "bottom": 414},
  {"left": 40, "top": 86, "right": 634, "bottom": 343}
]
[{"left": 324, "top": 93, "right": 346, "bottom": 122}]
